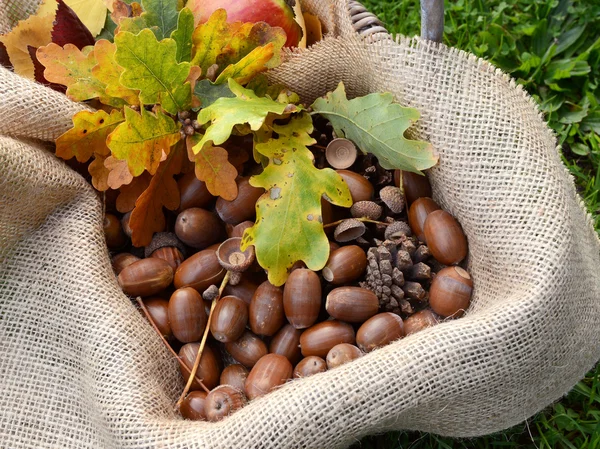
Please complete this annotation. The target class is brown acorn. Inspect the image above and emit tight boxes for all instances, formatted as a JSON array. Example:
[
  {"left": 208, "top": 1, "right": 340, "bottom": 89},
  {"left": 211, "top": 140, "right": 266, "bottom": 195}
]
[
  {"left": 293, "top": 356, "right": 327, "bottom": 378},
  {"left": 249, "top": 280, "right": 285, "bottom": 336},
  {"left": 223, "top": 276, "right": 260, "bottom": 305},
  {"left": 325, "top": 287, "right": 379, "bottom": 323},
  {"left": 283, "top": 269, "right": 322, "bottom": 329},
  {"left": 103, "top": 213, "right": 127, "bottom": 249},
  {"left": 423, "top": 210, "right": 468, "bottom": 265},
  {"left": 178, "top": 171, "right": 214, "bottom": 212},
  {"left": 322, "top": 245, "right": 367, "bottom": 285},
  {"left": 326, "top": 343, "right": 363, "bottom": 369},
  {"left": 180, "top": 391, "right": 208, "bottom": 421},
  {"left": 179, "top": 343, "right": 221, "bottom": 390},
  {"left": 245, "top": 354, "right": 293, "bottom": 400},
  {"left": 145, "top": 232, "right": 186, "bottom": 271},
  {"left": 356, "top": 313, "right": 405, "bottom": 353},
  {"left": 168, "top": 287, "right": 208, "bottom": 343},
  {"left": 175, "top": 208, "right": 222, "bottom": 249},
  {"left": 111, "top": 252, "right": 140, "bottom": 275},
  {"left": 269, "top": 324, "right": 303, "bottom": 365},
  {"left": 174, "top": 248, "right": 226, "bottom": 292},
  {"left": 408, "top": 197, "right": 441, "bottom": 242},
  {"left": 299, "top": 320, "right": 356, "bottom": 358},
  {"left": 228, "top": 220, "right": 254, "bottom": 238},
  {"left": 336, "top": 170, "right": 374, "bottom": 202},
  {"left": 403, "top": 309, "right": 439, "bottom": 335},
  {"left": 215, "top": 177, "right": 264, "bottom": 225},
  {"left": 142, "top": 297, "right": 171, "bottom": 339},
  {"left": 204, "top": 385, "right": 246, "bottom": 422},
  {"left": 429, "top": 266, "right": 473, "bottom": 317},
  {"left": 121, "top": 211, "right": 133, "bottom": 238},
  {"left": 118, "top": 258, "right": 173, "bottom": 297},
  {"left": 225, "top": 330, "right": 268, "bottom": 368},
  {"left": 220, "top": 364, "right": 249, "bottom": 394},
  {"left": 210, "top": 295, "right": 248, "bottom": 343},
  {"left": 395, "top": 170, "right": 432, "bottom": 205}
]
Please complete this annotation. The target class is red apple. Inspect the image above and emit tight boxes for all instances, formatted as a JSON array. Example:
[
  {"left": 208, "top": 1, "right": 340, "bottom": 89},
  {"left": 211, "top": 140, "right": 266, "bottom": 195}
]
[{"left": 186, "top": 0, "right": 303, "bottom": 48}]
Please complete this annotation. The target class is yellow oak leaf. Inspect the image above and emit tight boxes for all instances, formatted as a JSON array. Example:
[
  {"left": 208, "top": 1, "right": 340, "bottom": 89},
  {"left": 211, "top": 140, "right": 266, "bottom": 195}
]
[
  {"left": 88, "top": 153, "right": 111, "bottom": 191},
  {"left": 92, "top": 39, "right": 139, "bottom": 105}
]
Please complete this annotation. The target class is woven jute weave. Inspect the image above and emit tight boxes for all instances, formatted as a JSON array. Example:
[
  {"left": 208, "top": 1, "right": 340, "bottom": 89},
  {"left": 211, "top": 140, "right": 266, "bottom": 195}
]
[{"left": 1, "top": 1, "right": 600, "bottom": 448}]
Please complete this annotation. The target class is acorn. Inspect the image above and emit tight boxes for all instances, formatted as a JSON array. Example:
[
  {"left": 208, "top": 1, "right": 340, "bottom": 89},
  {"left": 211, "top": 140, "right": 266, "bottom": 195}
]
[
  {"left": 408, "top": 197, "right": 441, "bottom": 242},
  {"left": 178, "top": 171, "right": 214, "bottom": 211},
  {"left": 384, "top": 221, "right": 412, "bottom": 241},
  {"left": 423, "top": 210, "right": 468, "bottom": 265},
  {"left": 322, "top": 245, "right": 367, "bottom": 285},
  {"left": 403, "top": 309, "right": 439, "bottom": 335},
  {"left": 394, "top": 170, "right": 432, "bottom": 205},
  {"left": 269, "top": 324, "right": 303, "bottom": 365},
  {"left": 283, "top": 268, "right": 322, "bottom": 329},
  {"left": 111, "top": 252, "right": 140, "bottom": 275},
  {"left": 175, "top": 208, "right": 222, "bottom": 249},
  {"left": 180, "top": 391, "right": 208, "bottom": 421},
  {"left": 299, "top": 320, "right": 356, "bottom": 358},
  {"left": 333, "top": 218, "right": 366, "bottom": 243},
  {"left": 179, "top": 343, "right": 221, "bottom": 390},
  {"left": 167, "top": 287, "right": 207, "bottom": 343},
  {"left": 326, "top": 343, "right": 363, "bottom": 369},
  {"left": 204, "top": 385, "right": 247, "bottom": 422},
  {"left": 210, "top": 295, "right": 248, "bottom": 343},
  {"left": 103, "top": 213, "right": 127, "bottom": 249},
  {"left": 215, "top": 177, "right": 264, "bottom": 225},
  {"left": 429, "top": 266, "right": 473, "bottom": 318},
  {"left": 220, "top": 364, "right": 249, "bottom": 394},
  {"left": 228, "top": 220, "right": 254, "bottom": 238},
  {"left": 249, "top": 280, "right": 285, "bottom": 336},
  {"left": 145, "top": 232, "right": 186, "bottom": 271},
  {"left": 223, "top": 276, "right": 260, "bottom": 305},
  {"left": 245, "top": 354, "right": 293, "bottom": 400},
  {"left": 356, "top": 313, "right": 405, "bottom": 353},
  {"left": 379, "top": 186, "right": 405, "bottom": 214},
  {"left": 121, "top": 211, "right": 133, "bottom": 237},
  {"left": 350, "top": 201, "right": 382, "bottom": 220},
  {"left": 325, "top": 287, "right": 379, "bottom": 323},
  {"left": 293, "top": 356, "right": 327, "bottom": 378},
  {"left": 118, "top": 258, "right": 173, "bottom": 297},
  {"left": 142, "top": 297, "right": 171, "bottom": 339},
  {"left": 336, "top": 170, "right": 374, "bottom": 202},
  {"left": 325, "top": 138, "right": 357, "bottom": 169},
  {"left": 216, "top": 237, "right": 255, "bottom": 285},
  {"left": 174, "top": 248, "right": 226, "bottom": 292},
  {"left": 225, "top": 330, "right": 268, "bottom": 368}
]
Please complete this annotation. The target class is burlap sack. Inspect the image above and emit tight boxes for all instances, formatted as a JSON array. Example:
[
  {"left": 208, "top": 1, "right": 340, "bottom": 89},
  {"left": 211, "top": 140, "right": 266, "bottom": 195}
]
[{"left": 1, "top": 1, "right": 600, "bottom": 447}]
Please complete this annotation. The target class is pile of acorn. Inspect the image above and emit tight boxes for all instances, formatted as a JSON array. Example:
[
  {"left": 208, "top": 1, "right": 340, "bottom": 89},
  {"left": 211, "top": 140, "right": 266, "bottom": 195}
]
[{"left": 104, "top": 125, "right": 472, "bottom": 422}]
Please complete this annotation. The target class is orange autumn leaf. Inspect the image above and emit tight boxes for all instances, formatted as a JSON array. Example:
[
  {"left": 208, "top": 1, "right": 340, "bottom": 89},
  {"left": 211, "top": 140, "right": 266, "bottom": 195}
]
[
  {"left": 104, "top": 155, "right": 134, "bottom": 189},
  {"left": 92, "top": 40, "right": 139, "bottom": 106},
  {"left": 88, "top": 153, "right": 111, "bottom": 191},
  {"left": 129, "top": 144, "right": 184, "bottom": 246},
  {"left": 116, "top": 172, "right": 152, "bottom": 213},
  {"left": 186, "top": 135, "right": 238, "bottom": 201}
]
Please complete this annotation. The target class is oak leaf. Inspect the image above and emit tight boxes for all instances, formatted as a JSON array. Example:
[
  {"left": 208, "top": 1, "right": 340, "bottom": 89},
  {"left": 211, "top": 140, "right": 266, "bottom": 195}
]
[
  {"left": 105, "top": 155, "right": 134, "bottom": 189},
  {"left": 56, "top": 109, "right": 124, "bottom": 162},
  {"left": 118, "top": 0, "right": 179, "bottom": 40},
  {"left": 116, "top": 172, "right": 152, "bottom": 213},
  {"left": 129, "top": 143, "right": 184, "bottom": 246},
  {"left": 92, "top": 39, "right": 139, "bottom": 105},
  {"left": 106, "top": 106, "right": 181, "bottom": 177},
  {"left": 186, "top": 135, "right": 238, "bottom": 201},
  {"left": 311, "top": 82, "right": 438, "bottom": 173},
  {"left": 171, "top": 7, "right": 195, "bottom": 63},
  {"left": 88, "top": 153, "right": 111, "bottom": 191},
  {"left": 114, "top": 29, "right": 192, "bottom": 114},
  {"left": 241, "top": 113, "right": 352, "bottom": 286}
]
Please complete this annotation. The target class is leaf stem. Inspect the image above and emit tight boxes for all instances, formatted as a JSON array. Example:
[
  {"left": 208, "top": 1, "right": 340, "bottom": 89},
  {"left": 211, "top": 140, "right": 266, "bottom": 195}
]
[
  {"left": 323, "top": 217, "right": 391, "bottom": 229},
  {"left": 175, "top": 271, "right": 231, "bottom": 409}
]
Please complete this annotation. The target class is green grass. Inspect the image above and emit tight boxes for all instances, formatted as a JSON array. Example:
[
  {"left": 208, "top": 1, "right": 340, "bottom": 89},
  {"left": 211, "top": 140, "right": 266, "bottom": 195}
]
[{"left": 355, "top": 0, "right": 600, "bottom": 447}]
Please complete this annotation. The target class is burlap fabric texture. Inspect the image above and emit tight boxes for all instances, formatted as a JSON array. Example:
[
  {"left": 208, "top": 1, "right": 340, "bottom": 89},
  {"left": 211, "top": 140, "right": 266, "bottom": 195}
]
[{"left": 2, "top": 0, "right": 600, "bottom": 448}]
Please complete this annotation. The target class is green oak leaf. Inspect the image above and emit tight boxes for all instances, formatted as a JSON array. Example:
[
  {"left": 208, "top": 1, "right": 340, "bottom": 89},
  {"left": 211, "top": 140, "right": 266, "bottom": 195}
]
[
  {"left": 193, "top": 78, "right": 235, "bottom": 108},
  {"left": 171, "top": 8, "right": 194, "bottom": 63},
  {"left": 311, "top": 82, "right": 438, "bottom": 173},
  {"left": 193, "top": 78, "right": 296, "bottom": 153},
  {"left": 118, "top": 0, "right": 179, "bottom": 40},
  {"left": 107, "top": 106, "right": 181, "bottom": 177},
  {"left": 241, "top": 113, "right": 352, "bottom": 286},
  {"left": 115, "top": 29, "right": 192, "bottom": 114}
]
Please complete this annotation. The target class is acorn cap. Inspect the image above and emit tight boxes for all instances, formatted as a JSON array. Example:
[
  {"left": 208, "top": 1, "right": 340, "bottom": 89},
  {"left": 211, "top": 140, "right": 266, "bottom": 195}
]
[
  {"left": 144, "top": 232, "right": 186, "bottom": 258},
  {"left": 217, "top": 237, "right": 255, "bottom": 272},
  {"left": 326, "top": 138, "right": 357, "bottom": 169},
  {"left": 380, "top": 186, "right": 405, "bottom": 213},
  {"left": 202, "top": 284, "right": 220, "bottom": 301},
  {"left": 384, "top": 221, "right": 412, "bottom": 240},
  {"left": 333, "top": 219, "right": 366, "bottom": 243},
  {"left": 351, "top": 201, "right": 382, "bottom": 220}
]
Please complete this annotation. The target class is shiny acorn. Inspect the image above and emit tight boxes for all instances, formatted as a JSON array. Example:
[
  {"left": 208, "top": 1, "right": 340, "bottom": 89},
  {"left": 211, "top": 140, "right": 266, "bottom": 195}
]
[
  {"left": 325, "top": 287, "right": 379, "bottom": 323},
  {"left": 336, "top": 170, "right": 374, "bottom": 202},
  {"left": 179, "top": 343, "right": 221, "bottom": 390},
  {"left": 423, "top": 210, "right": 468, "bottom": 265},
  {"left": 168, "top": 287, "right": 207, "bottom": 343},
  {"left": 205, "top": 385, "right": 247, "bottom": 422},
  {"left": 225, "top": 330, "right": 268, "bottom": 368},
  {"left": 216, "top": 177, "right": 264, "bottom": 225},
  {"left": 174, "top": 248, "right": 225, "bottom": 292},
  {"left": 210, "top": 295, "right": 248, "bottom": 343},
  {"left": 143, "top": 297, "right": 171, "bottom": 339},
  {"left": 299, "top": 320, "right": 356, "bottom": 358},
  {"left": 322, "top": 245, "right": 367, "bottom": 285},
  {"left": 326, "top": 343, "right": 363, "bottom": 369},
  {"left": 293, "top": 356, "right": 328, "bottom": 378},
  {"left": 245, "top": 354, "right": 293, "bottom": 400},
  {"left": 269, "top": 324, "right": 303, "bottom": 365},
  {"left": 178, "top": 172, "right": 214, "bottom": 211},
  {"left": 403, "top": 309, "right": 439, "bottom": 335},
  {"left": 356, "top": 313, "right": 405, "bottom": 353},
  {"left": 220, "top": 364, "right": 249, "bottom": 394},
  {"left": 175, "top": 208, "right": 222, "bottom": 249},
  {"left": 111, "top": 252, "right": 139, "bottom": 275},
  {"left": 395, "top": 170, "right": 432, "bottom": 205},
  {"left": 180, "top": 391, "right": 208, "bottom": 421},
  {"left": 408, "top": 197, "right": 441, "bottom": 242},
  {"left": 429, "top": 266, "right": 473, "bottom": 317},
  {"left": 118, "top": 258, "right": 173, "bottom": 297},
  {"left": 249, "top": 280, "right": 285, "bottom": 336},
  {"left": 283, "top": 269, "right": 322, "bottom": 329}
]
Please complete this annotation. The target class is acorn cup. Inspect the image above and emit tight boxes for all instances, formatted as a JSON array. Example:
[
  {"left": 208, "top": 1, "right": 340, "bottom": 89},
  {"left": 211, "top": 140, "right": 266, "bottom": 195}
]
[{"left": 216, "top": 237, "right": 255, "bottom": 285}]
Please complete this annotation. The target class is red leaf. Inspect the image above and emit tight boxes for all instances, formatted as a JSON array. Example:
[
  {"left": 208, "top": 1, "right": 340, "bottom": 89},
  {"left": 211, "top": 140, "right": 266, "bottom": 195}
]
[
  {"left": 52, "top": 0, "right": 95, "bottom": 49},
  {"left": 27, "top": 45, "right": 66, "bottom": 93},
  {"left": 0, "top": 42, "right": 12, "bottom": 70}
]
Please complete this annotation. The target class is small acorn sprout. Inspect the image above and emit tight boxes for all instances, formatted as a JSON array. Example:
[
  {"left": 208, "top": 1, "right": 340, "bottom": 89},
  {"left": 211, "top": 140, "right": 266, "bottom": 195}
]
[
  {"left": 350, "top": 201, "right": 383, "bottom": 220},
  {"left": 333, "top": 218, "right": 367, "bottom": 243},
  {"left": 216, "top": 237, "right": 255, "bottom": 285},
  {"left": 379, "top": 186, "right": 405, "bottom": 214},
  {"left": 325, "top": 138, "right": 357, "bottom": 169}
]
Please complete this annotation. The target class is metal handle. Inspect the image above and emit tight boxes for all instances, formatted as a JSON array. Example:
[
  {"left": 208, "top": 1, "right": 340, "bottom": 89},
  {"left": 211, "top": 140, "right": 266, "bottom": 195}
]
[{"left": 348, "top": 0, "right": 444, "bottom": 43}]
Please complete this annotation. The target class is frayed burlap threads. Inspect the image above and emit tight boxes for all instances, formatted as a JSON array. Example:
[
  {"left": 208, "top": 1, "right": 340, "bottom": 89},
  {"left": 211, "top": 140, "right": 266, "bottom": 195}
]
[{"left": 1, "top": 1, "right": 600, "bottom": 448}]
